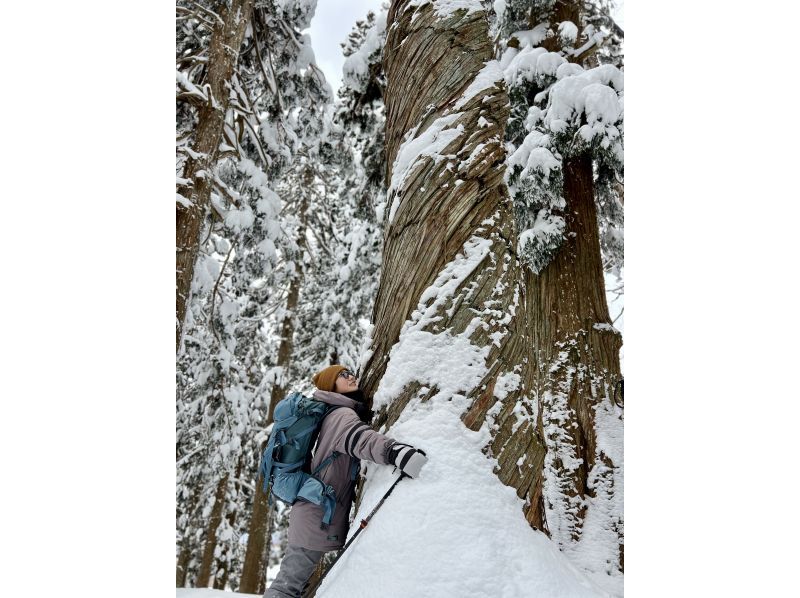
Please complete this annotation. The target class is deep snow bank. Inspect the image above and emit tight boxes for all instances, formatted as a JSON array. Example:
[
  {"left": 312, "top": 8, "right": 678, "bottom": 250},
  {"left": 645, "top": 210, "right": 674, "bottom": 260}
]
[{"left": 316, "top": 393, "right": 610, "bottom": 598}]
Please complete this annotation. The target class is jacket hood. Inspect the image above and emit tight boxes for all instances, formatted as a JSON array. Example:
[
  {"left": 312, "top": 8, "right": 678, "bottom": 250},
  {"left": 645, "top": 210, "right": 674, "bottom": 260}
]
[
  {"left": 312, "top": 389, "right": 361, "bottom": 409},
  {"left": 313, "top": 389, "right": 373, "bottom": 423}
]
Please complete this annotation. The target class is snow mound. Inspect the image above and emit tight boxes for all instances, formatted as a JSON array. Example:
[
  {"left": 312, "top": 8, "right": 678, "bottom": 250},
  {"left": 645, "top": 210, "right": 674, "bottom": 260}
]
[{"left": 317, "top": 393, "right": 609, "bottom": 598}]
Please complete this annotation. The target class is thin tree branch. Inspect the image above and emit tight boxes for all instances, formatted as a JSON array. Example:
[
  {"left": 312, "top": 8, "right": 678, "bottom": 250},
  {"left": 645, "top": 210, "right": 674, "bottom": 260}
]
[
  {"left": 208, "top": 243, "right": 236, "bottom": 343},
  {"left": 188, "top": 0, "right": 224, "bottom": 27},
  {"left": 177, "top": 445, "right": 207, "bottom": 467}
]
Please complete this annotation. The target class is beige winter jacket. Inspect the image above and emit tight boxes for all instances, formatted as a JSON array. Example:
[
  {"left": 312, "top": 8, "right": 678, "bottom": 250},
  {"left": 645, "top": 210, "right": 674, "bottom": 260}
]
[{"left": 286, "top": 389, "right": 396, "bottom": 551}]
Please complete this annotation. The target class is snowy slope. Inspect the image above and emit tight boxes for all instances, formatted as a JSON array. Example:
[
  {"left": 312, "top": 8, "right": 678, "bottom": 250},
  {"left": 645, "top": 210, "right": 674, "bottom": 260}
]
[
  {"left": 314, "top": 392, "right": 609, "bottom": 598},
  {"left": 177, "top": 386, "right": 608, "bottom": 596}
]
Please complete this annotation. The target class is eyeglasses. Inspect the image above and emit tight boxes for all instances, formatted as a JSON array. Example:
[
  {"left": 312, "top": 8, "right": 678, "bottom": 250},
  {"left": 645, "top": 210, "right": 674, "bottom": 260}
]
[{"left": 337, "top": 370, "right": 357, "bottom": 381}]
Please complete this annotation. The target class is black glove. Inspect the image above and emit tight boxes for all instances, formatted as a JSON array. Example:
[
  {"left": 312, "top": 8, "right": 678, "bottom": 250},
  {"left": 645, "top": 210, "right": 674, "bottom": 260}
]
[{"left": 387, "top": 442, "right": 428, "bottom": 478}]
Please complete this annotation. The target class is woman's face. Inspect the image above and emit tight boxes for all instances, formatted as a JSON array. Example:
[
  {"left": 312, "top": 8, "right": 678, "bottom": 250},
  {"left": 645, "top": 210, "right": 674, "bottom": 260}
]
[{"left": 334, "top": 369, "right": 359, "bottom": 393}]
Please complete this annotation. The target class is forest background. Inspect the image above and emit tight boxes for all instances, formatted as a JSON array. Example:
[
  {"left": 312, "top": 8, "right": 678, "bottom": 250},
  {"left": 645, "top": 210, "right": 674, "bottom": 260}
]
[
  {"left": 174, "top": 0, "right": 627, "bottom": 593},
  {"left": 3, "top": 1, "right": 800, "bottom": 598}
]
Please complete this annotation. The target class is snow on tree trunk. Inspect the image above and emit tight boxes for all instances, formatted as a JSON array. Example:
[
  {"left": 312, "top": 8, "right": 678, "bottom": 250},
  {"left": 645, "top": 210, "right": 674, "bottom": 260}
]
[
  {"left": 176, "top": 0, "right": 255, "bottom": 351},
  {"left": 528, "top": 151, "right": 624, "bottom": 576},
  {"left": 358, "top": 0, "right": 548, "bottom": 534},
  {"left": 491, "top": 0, "right": 624, "bottom": 586}
]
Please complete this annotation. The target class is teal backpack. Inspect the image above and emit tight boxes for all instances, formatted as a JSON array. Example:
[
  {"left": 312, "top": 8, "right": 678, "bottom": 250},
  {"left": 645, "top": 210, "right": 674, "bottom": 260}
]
[{"left": 259, "top": 392, "right": 352, "bottom": 529}]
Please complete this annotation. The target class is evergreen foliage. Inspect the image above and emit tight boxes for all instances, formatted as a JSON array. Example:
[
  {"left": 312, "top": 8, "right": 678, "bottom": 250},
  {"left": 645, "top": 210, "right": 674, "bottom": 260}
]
[
  {"left": 176, "top": 0, "right": 337, "bottom": 588},
  {"left": 492, "top": 0, "right": 624, "bottom": 275}
]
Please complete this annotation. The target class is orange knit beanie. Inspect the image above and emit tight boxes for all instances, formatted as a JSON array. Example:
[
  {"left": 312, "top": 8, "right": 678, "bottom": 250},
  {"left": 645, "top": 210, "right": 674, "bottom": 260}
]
[{"left": 312, "top": 365, "right": 347, "bottom": 392}]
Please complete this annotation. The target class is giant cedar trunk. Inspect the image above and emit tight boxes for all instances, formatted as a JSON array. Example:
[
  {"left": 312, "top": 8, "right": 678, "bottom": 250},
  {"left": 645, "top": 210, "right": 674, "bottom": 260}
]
[
  {"left": 358, "top": 0, "right": 549, "bottom": 533},
  {"left": 528, "top": 152, "right": 624, "bottom": 571},
  {"left": 176, "top": 0, "right": 255, "bottom": 351},
  {"left": 239, "top": 173, "right": 310, "bottom": 593}
]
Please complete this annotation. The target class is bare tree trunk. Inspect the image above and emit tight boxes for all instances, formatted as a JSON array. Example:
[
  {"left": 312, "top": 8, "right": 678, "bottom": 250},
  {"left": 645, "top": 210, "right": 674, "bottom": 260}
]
[
  {"left": 195, "top": 474, "right": 229, "bottom": 587},
  {"left": 239, "top": 171, "right": 311, "bottom": 592},
  {"left": 267, "top": 260, "right": 303, "bottom": 423},
  {"left": 176, "top": 0, "right": 255, "bottom": 351},
  {"left": 359, "top": 0, "right": 548, "bottom": 531}
]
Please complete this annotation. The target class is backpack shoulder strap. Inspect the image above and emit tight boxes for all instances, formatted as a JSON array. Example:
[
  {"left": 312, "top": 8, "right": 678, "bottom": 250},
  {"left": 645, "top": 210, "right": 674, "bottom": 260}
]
[
  {"left": 307, "top": 404, "right": 345, "bottom": 474},
  {"left": 312, "top": 450, "right": 341, "bottom": 476}
]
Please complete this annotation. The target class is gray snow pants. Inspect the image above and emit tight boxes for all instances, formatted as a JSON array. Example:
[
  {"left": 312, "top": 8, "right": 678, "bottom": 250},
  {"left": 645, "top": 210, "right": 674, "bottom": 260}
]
[{"left": 264, "top": 545, "right": 326, "bottom": 598}]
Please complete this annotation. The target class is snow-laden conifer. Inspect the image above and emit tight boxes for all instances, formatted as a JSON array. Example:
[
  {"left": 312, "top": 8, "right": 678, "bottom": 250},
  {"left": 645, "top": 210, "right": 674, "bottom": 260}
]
[
  {"left": 176, "top": 0, "right": 335, "bottom": 590},
  {"left": 494, "top": 0, "right": 624, "bottom": 276}
]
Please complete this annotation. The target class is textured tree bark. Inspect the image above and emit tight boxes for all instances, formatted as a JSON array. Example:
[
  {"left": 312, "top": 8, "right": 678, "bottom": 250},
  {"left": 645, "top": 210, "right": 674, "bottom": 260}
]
[
  {"left": 357, "top": 0, "right": 549, "bottom": 533},
  {"left": 176, "top": 0, "right": 255, "bottom": 352},
  {"left": 518, "top": 0, "right": 625, "bottom": 573},
  {"left": 239, "top": 170, "right": 310, "bottom": 593},
  {"left": 528, "top": 152, "right": 624, "bottom": 570},
  {"left": 195, "top": 474, "right": 229, "bottom": 587}
]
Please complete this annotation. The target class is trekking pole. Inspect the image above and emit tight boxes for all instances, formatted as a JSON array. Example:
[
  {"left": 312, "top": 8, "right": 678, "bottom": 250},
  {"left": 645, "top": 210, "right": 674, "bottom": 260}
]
[{"left": 306, "top": 472, "right": 409, "bottom": 594}]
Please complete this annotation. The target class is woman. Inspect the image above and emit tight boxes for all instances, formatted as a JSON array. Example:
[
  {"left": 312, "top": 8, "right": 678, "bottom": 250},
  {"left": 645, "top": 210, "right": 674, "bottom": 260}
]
[{"left": 265, "top": 364, "right": 428, "bottom": 598}]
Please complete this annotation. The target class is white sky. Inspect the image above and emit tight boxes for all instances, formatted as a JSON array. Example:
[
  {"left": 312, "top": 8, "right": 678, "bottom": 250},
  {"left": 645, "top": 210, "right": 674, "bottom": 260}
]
[
  {"left": 307, "top": 0, "right": 386, "bottom": 95},
  {"left": 307, "top": 0, "right": 624, "bottom": 95}
]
